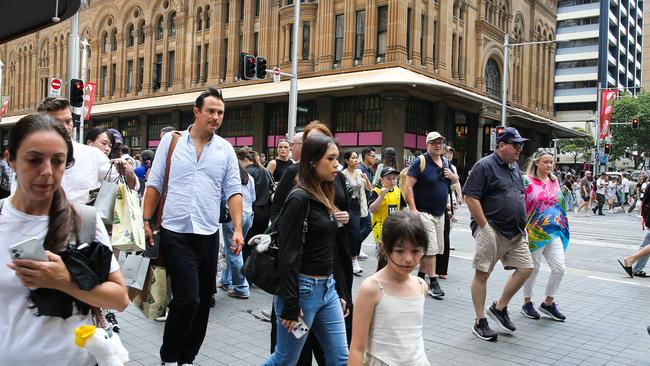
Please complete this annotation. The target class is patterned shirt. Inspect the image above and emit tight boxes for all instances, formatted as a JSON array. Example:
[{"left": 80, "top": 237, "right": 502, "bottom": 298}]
[{"left": 523, "top": 174, "right": 570, "bottom": 252}]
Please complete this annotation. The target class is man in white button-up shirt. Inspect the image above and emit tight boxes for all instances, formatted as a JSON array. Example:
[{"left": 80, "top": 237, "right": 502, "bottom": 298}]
[{"left": 143, "top": 87, "right": 243, "bottom": 366}]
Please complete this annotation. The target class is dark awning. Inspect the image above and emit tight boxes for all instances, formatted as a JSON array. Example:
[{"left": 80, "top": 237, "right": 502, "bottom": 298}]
[{"left": 0, "top": 0, "right": 81, "bottom": 44}]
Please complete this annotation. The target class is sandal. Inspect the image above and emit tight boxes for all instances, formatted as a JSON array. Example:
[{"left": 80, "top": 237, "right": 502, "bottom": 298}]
[
  {"left": 633, "top": 271, "right": 649, "bottom": 278},
  {"left": 618, "top": 259, "right": 634, "bottom": 278}
]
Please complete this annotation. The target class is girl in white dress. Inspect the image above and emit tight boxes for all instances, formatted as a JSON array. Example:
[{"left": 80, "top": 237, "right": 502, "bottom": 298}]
[{"left": 349, "top": 210, "right": 431, "bottom": 366}]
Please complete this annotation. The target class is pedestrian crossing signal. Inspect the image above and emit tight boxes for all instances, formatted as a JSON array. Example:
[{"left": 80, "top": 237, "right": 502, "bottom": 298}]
[
  {"left": 631, "top": 118, "right": 640, "bottom": 130},
  {"left": 495, "top": 126, "right": 505, "bottom": 135},
  {"left": 604, "top": 143, "right": 611, "bottom": 154}
]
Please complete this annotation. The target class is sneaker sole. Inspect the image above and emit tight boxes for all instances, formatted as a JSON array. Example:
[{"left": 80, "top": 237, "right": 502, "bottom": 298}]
[
  {"left": 539, "top": 307, "right": 565, "bottom": 322},
  {"left": 472, "top": 326, "right": 498, "bottom": 341},
  {"left": 427, "top": 290, "right": 445, "bottom": 298},
  {"left": 487, "top": 307, "right": 515, "bottom": 332},
  {"left": 520, "top": 308, "right": 540, "bottom": 320}
]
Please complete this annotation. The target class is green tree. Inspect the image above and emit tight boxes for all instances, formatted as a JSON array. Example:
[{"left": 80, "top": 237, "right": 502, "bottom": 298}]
[
  {"left": 610, "top": 92, "right": 650, "bottom": 168},
  {"left": 558, "top": 127, "right": 593, "bottom": 165}
]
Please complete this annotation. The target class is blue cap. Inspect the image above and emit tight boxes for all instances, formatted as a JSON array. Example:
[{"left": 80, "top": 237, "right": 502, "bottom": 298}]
[{"left": 496, "top": 127, "right": 528, "bottom": 144}]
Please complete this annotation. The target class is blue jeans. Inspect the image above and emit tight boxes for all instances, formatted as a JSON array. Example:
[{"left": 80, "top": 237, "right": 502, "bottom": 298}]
[
  {"left": 220, "top": 211, "right": 253, "bottom": 295},
  {"left": 263, "top": 275, "right": 348, "bottom": 366},
  {"left": 633, "top": 231, "right": 650, "bottom": 273}
]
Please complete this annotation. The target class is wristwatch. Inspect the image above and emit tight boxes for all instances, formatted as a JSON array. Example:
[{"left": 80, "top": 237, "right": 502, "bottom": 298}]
[{"left": 143, "top": 217, "right": 153, "bottom": 223}]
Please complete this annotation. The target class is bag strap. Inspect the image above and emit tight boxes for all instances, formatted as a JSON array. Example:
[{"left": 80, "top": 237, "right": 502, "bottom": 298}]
[
  {"left": 156, "top": 131, "right": 182, "bottom": 228},
  {"left": 73, "top": 203, "right": 98, "bottom": 244}
]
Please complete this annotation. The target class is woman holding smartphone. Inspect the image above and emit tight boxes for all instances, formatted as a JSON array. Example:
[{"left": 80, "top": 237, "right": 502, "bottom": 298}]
[
  {"left": 263, "top": 134, "right": 349, "bottom": 366},
  {"left": 1, "top": 114, "right": 128, "bottom": 365}
]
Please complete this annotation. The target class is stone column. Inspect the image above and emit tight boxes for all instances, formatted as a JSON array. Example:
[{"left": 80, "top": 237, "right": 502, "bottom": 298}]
[
  {"left": 315, "top": 95, "right": 333, "bottom": 127},
  {"left": 342, "top": 0, "right": 355, "bottom": 68},
  {"left": 116, "top": 34, "right": 126, "bottom": 97},
  {"left": 527, "top": 35, "right": 536, "bottom": 108},
  {"left": 548, "top": 44, "right": 556, "bottom": 114},
  {"left": 386, "top": 0, "right": 407, "bottom": 62},
  {"left": 211, "top": 4, "right": 225, "bottom": 83},
  {"left": 476, "top": 117, "right": 486, "bottom": 160},
  {"left": 380, "top": 91, "right": 408, "bottom": 168},
  {"left": 143, "top": 25, "right": 153, "bottom": 94},
  {"left": 412, "top": 0, "right": 422, "bottom": 65},
  {"left": 252, "top": 102, "right": 265, "bottom": 153},
  {"left": 362, "top": 0, "right": 377, "bottom": 66},
  {"left": 316, "top": 0, "right": 334, "bottom": 70},
  {"left": 225, "top": 0, "right": 239, "bottom": 82},
  {"left": 437, "top": 0, "right": 451, "bottom": 73}
]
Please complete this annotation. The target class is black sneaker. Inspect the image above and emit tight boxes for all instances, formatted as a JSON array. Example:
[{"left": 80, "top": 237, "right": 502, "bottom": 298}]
[
  {"left": 472, "top": 318, "right": 498, "bottom": 341},
  {"left": 521, "top": 302, "right": 540, "bottom": 320},
  {"left": 487, "top": 302, "right": 516, "bottom": 332},
  {"left": 427, "top": 277, "right": 445, "bottom": 298},
  {"left": 539, "top": 302, "right": 566, "bottom": 322}
]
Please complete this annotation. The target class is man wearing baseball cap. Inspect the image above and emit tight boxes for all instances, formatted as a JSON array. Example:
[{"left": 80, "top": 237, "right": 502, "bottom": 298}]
[
  {"left": 403, "top": 131, "right": 459, "bottom": 299},
  {"left": 462, "top": 126, "right": 534, "bottom": 341}
]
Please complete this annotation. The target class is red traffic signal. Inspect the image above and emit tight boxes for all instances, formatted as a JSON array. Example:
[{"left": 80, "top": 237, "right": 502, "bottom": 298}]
[
  {"left": 632, "top": 117, "right": 640, "bottom": 130},
  {"left": 256, "top": 57, "right": 267, "bottom": 79},
  {"left": 604, "top": 143, "right": 611, "bottom": 154},
  {"left": 495, "top": 126, "right": 505, "bottom": 135},
  {"left": 70, "top": 79, "right": 84, "bottom": 108},
  {"left": 244, "top": 55, "right": 256, "bottom": 80}
]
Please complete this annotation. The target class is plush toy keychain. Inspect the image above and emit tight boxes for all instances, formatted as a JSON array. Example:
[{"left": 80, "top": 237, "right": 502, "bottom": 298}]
[{"left": 74, "top": 325, "right": 129, "bottom": 366}]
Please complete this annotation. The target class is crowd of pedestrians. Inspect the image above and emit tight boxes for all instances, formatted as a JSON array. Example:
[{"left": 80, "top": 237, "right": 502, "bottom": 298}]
[{"left": 2, "top": 88, "right": 650, "bottom": 366}]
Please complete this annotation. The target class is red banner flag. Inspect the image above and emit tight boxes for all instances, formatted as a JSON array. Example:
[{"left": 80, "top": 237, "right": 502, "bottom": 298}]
[
  {"left": 0, "top": 96, "right": 10, "bottom": 117},
  {"left": 83, "top": 82, "right": 97, "bottom": 121},
  {"left": 599, "top": 89, "right": 618, "bottom": 139}
]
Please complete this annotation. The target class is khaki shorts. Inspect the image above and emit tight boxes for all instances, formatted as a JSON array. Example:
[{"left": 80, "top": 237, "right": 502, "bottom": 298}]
[
  {"left": 419, "top": 212, "right": 445, "bottom": 256},
  {"left": 473, "top": 224, "right": 534, "bottom": 273}
]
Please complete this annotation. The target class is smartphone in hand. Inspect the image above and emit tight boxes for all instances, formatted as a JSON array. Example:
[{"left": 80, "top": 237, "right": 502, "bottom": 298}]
[
  {"left": 8, "top": 237, "right": 47, "bottom": 261},
  {"left": 291, "top": 317, "right": 309, "bottom": 339}
]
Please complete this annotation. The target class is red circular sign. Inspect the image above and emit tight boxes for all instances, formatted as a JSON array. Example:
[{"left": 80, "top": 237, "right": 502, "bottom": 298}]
[
  {"left": 274, "top": 68, "right": 280, "bottom": 77},
  {"left": 51, "top": 79, "right": 61, "bottom": 89}
]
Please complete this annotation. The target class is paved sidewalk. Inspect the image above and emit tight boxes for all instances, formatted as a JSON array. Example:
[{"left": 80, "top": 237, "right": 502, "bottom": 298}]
[{"left": 118, "top": 214, "right": 650, "bottom": 365}]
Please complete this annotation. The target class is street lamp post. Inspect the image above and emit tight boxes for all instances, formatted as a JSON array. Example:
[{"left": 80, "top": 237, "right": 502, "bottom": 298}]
[
  {"left": 501, "top": 35, "right": 557, "bottom": 128},
  {"left": 286, "top": 0, "right": 300, "bottom": 141}
]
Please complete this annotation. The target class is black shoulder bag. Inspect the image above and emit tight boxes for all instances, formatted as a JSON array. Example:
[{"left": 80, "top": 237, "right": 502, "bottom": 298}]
[{"left": 242, "top": 189, "right": 309, "bottom": 295}]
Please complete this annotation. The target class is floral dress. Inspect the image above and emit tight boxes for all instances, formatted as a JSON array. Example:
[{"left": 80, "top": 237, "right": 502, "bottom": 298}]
[{"left": 524, "top": 175, "right": 570, "bottom": 252}]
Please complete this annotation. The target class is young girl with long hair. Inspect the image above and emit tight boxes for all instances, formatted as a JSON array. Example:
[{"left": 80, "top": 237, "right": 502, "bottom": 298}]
[
  {"left": 264, "top": 134, "right": 348, "bottom": 365},
  {"left": 2, "top": 113, "right": 128, "bottom": 365},
  {"left": 520, "top": 149, "right": 570, "bottom": 321},
  {"left": 349, "top": 210, "right": 430, "bottom": 366}
]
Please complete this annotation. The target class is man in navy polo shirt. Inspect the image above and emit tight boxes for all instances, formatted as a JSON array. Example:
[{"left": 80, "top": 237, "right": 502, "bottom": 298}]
[
  {"left": 463, "top": 127, "right": 534, "bottom": 342},
  {"left": 404, "top": 131, "right": 459, "bottom": 298}
]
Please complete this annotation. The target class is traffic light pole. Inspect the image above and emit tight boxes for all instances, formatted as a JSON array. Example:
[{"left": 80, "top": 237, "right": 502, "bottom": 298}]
[
  {"left": 67, "top": 10, "right": 81, "bottom": 141},
  {"left": 287, "top": 0, "right": 300, "bottom": 141},
  {"left": 78, "top": 39, "right": 89, "bottom": 144}
]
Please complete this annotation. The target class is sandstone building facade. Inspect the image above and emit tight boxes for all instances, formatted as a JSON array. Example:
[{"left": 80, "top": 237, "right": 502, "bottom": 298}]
[{"left": 0, "top": 0, "right": 579, "bottom": 175}]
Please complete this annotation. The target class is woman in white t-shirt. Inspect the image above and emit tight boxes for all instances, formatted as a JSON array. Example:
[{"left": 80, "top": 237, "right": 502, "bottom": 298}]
[{"left": 1, "top": 114, "right": 128, "bottom": 366}]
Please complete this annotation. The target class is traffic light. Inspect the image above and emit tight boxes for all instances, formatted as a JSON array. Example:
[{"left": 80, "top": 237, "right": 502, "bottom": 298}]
[
  {"left": 70, "top": 79, "right": 84, "bottom": 108},
  {"left": 632, "top": 117, "right": 640, "bottom": 130},
  {"left": 239, "top": 53, "right": 256, "bottom": 80},
  {"left": 604, "top": 143, "right": 611, "bottom": 154},
  {"left": 256, "top": 56, "right": 267, "bottom": 79},
  {"left": 495, "top": 126, "right": 505, "bottom": 135}
]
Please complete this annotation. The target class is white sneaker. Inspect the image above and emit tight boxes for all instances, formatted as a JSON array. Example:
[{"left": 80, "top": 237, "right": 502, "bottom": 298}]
[
  {"left": 352, "top": 259, "right": 363, "bottom": 275},
  {"left": 161, "top": 362, "right": 178, "bottom": 366},
  {"left": 358, "top": 250, "right": 368, "bottom": 260}
]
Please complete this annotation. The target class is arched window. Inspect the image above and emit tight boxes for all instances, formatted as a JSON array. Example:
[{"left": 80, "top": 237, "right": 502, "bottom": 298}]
[
  {"left": 156, "top": 16, "right": 164, "bottom": 40},
  {"left": 169, "top": 12, "right": 176, "bottom": 37},
  {"left": 196, "top": 8, "right": 202, "bottom": 31},
  {"left": 205, "top": 5, "right": 211, "bottom": 29},
  {"left": 127, "top": 24, "right": 135, "bottom": 47},
  {"left": 485, "top": 58, "right": 501, "bottom": 98},
  {"left": 138, "top": 22, "right": 145, "bottom": 44}
]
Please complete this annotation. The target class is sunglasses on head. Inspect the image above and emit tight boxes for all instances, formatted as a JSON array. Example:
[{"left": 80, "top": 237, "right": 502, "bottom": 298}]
[{"left": 534, "top": 147, "right": 554, "bottom": 156}]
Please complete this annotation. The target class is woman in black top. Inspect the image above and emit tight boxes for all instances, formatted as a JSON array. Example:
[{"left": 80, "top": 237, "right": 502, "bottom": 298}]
[
  {"left": 263, "top": 135, "right": 349, "bottom": 366},
  {"left": 266, "top": 139, "right": 293, "bottom": 182}
]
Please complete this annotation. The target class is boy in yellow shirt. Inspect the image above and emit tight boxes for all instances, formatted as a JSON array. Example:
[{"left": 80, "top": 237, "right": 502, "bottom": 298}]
[{"left": 369, "top": 167, "right": 406, "bottom": 270}]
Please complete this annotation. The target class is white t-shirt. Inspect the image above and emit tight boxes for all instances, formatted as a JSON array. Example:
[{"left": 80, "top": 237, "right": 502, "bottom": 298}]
[
  {"left": 0, "top": 198, "right": 119, "bottom": 366},
  {"left": 61, "top": 141, "right": 115, "bottom": 205},
  {"left": 596, "top": 178, "right": 607, "bottom": 195},
  {"left": 622, "top": 178, "right": 630, "bottom": 193}
]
